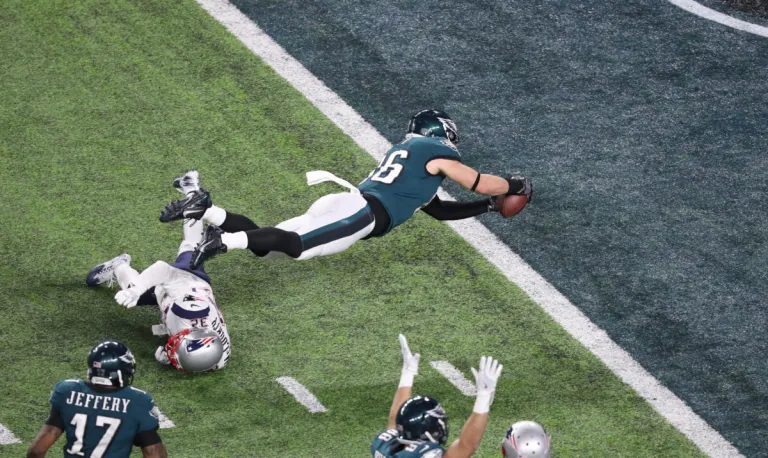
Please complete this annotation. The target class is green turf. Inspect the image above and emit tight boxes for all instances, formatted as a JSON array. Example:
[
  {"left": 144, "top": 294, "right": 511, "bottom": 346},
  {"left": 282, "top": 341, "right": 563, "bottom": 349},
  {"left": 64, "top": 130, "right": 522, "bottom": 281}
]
[{"left": 0, "top": 0, "right": 705, "bottom": 456}]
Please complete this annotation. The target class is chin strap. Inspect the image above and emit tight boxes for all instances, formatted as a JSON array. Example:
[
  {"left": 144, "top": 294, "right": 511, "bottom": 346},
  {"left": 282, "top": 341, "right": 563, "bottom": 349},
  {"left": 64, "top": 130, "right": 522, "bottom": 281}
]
[{"left": 164, "top": 329, "right": 191, "bottom": 372}]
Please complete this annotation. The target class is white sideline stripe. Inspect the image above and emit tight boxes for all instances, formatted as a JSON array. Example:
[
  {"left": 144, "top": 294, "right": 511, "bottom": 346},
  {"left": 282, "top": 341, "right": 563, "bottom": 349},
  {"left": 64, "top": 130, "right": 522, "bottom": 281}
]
[
  {"left": 275, "top": 377, "right": 328, "bottom": 413},
  {"left": 667, "top": 0, "right": 768, "bottom": 38},
  {"left": 430, "top": 361, "right": 477, "bottom": 396},
  {"left": 158, "top": 410, "right": 175, "bottom": 429},
  {"left": 197, "top": 1, "right": 742, "bottom": 456},
  {"left": 0, "top": 424, "right": 21, "bottom": 445}
]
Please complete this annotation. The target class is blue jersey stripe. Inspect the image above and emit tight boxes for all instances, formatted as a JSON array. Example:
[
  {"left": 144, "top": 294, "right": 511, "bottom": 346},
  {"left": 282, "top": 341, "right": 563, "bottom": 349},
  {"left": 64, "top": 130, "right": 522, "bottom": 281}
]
[{"left": 170, "top": 303, "right": 210, "bottom": 320}]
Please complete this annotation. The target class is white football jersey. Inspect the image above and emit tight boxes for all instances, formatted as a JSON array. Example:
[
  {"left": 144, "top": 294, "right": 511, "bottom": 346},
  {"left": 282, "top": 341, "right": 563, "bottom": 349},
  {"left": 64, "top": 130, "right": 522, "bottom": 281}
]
[{"left": 130, "top": 261, "right": 232, "bottom": 370}]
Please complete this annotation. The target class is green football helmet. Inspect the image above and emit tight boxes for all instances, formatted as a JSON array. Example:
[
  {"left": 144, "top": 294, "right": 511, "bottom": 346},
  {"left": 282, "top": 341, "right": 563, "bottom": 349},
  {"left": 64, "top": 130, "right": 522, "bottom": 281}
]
[
  {"left": 407, "top": 109, "right": 459, "bottom": 145},
  {"left": 87, "top": 340, "right": 136, "bottom": 388},
  {"left": 396, "top": 395, "right": 449, "bottom": 444}
]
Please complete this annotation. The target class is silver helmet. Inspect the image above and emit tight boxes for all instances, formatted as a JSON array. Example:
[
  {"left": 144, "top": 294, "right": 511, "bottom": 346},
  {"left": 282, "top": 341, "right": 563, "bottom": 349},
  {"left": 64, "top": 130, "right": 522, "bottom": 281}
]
[
  {"left": 501, "top": 421, "right": 551, "bottom": 458},
  {"left": 165, "top": 328, "right": 223, "bottom": 372}
]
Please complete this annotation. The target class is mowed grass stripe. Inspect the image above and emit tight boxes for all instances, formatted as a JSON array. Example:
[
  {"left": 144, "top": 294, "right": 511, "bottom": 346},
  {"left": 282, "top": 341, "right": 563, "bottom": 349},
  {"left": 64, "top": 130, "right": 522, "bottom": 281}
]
[{"left": 0, "top": 0, "right": 704, "bottom": 456}]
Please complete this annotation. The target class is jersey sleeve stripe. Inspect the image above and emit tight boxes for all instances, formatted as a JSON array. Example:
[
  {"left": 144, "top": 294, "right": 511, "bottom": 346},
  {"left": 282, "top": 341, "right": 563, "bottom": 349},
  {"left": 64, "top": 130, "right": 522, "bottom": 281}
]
[{"left": 170, "top": 303, "right": 211, "bottom": 319}]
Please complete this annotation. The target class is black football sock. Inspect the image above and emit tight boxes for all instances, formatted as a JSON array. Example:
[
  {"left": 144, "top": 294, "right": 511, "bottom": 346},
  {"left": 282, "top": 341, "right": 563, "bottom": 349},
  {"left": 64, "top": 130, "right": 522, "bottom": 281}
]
[
  {"left": 245, "top": 228, "right": 303, "bottom": 258},
  {"left": 220, "top": 211, "right": 260, "bottom": 233}
]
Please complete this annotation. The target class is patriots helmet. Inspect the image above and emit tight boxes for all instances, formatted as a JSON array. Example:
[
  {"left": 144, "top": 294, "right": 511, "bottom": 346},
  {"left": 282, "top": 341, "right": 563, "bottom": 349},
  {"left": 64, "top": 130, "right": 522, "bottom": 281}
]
[
  {"left": 165, "top": 328, "right": 223, "bottom": 373},
  {"left": 396, "top": 395, "right": 449, "bottom": 445},
  {"left": 501, "top": 421, "right": 551, "bottom": 458},
  {"left": 407, "top": 109, "right": 459, "bottom": 145},
  {"left": 87, "top": 340, "right": 136, "bottom": 388}
]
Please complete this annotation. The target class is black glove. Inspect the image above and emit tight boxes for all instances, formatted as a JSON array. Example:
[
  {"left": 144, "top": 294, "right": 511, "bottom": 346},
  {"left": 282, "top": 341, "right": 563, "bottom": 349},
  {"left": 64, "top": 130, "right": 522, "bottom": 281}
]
[
  {"left": 505, "top": 175, "right": 533, "bottom": 203},
  {"left": 487, "top": 196, "right": 500, "bottom": 212}
]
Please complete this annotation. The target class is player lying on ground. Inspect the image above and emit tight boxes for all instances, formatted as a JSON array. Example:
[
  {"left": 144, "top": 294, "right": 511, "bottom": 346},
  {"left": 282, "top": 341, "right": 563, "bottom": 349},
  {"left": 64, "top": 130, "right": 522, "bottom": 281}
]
[
  {"left": 370, "top": 334, "right": 502, "bottom": 458},
  {"left": 86, "top": 185, "right": 231, "bottom": 372},
  {"left": 158, "top": 110, "right": 533, "bottom": 268},
  {"left": 27, "top": 340, "right": 167, "bottom": 458},
  {"left": 501, "top": 421, "right": 551, "bottom": 458}
]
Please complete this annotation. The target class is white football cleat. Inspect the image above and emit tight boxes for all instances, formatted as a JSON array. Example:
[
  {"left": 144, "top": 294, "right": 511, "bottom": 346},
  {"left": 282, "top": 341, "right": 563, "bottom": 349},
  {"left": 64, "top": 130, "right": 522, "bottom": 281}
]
[
  {"left": 85, "top": 254, "right": 131, "bottom": 288},
  {"left": 173, "top": 169, "right": 201, "bottom": 195}
]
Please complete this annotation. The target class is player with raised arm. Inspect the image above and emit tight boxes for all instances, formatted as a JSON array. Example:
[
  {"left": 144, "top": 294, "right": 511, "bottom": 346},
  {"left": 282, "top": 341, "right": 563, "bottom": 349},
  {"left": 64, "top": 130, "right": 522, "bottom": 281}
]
[
  {"left": 85, "top": 173, "right": 231, "bottom": 372},
  {"left": 501, "top": 421, "right": 551, "bottom": 458},
  {"left": 371, "top": 334, "right": 502, "bottom": 458},
  {"left": 27, "top": 340, "right": 167, "bottom": 458},
  {"left": 157, "top": 110, "right": 532, "bottom": 268}
]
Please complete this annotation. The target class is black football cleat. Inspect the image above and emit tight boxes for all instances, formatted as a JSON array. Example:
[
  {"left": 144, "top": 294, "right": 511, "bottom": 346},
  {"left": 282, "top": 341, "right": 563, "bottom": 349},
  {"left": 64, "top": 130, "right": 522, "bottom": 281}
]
[
  {"left": 159, "top": 188, "right": 212, "bottom": 223},
  {"left": 190, "top": 225, "right": 227, "bottom": 269}
]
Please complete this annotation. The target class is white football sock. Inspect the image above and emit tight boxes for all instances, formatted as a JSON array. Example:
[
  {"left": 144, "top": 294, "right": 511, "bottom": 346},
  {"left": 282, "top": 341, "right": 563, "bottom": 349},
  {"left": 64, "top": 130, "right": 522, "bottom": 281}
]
[
  {"left": 115, "top": 264, "right": 140, "bottom": 290},
  {"left": 178, "top": 219, "right": 204, "bottom": 254},
  {"left": 221, "top": 231, "right": 248, "bottom": 250},
  {"left": 203, "top": 205, "right": 227, "bottom": 226}
]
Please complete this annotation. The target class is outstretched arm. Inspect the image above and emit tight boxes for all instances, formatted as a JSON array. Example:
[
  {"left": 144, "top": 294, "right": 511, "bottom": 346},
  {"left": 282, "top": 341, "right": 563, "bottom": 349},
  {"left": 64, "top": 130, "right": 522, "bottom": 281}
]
[
  {"left": 27, "top": 424, "right": 62, "bottom": 458},
  {"left": 445, "top": 356, "right": 503, "bottom": 458},
  {"left": 426, "top": 159, "right": 532, "bottom": 200},
  {"left": 115, "top": 261, "right": 176, "bottom": 308},
  {"left": 388, "top": 334, "right": 421, "bottom": 429},
  {"left": 421, "top": 196, "right": 496, "bottom": 221}
]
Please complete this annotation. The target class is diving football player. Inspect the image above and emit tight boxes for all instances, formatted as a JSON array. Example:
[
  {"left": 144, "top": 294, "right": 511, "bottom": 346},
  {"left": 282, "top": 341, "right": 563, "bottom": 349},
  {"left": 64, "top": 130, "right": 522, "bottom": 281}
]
[
  {"left": 86, "top": 175, "right": 231, "bottom": 372},
  {"left": 158, "top": 110, "right": 533, "bottom": 268},
  {"left": 27, "top": 340, "right": 167, "bottom": 458},
  {"left": 371, "top": 334, "right": 502, "bottom": 458}
]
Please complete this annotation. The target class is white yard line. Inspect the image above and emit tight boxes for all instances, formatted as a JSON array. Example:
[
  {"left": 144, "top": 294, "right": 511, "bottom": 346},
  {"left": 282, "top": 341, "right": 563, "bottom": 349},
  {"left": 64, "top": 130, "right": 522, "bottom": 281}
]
[
  {"left": 0, "top": 424, "right": 21, "bottom": 445},
  {"left": 275, "top": 377, "right": 328, "bottom": 413},
  {"left": 667, "top": 0, "right": 768, "bottom": 38},
  {"left": 196, "top": 1, "right": 743, "bottom": 455},
  {"left": 157, "top": 409, "right": 175, "bottom": 429},
  {"left": 430, "top": 361, "right": 477, "bottom": 396}
]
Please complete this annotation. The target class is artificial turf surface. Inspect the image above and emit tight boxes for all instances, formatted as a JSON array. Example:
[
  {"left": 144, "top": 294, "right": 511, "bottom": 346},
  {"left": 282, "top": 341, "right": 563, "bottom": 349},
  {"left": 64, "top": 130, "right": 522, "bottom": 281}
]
[{"left": 0, "top": 0, "right": 706, "bottom": 456}]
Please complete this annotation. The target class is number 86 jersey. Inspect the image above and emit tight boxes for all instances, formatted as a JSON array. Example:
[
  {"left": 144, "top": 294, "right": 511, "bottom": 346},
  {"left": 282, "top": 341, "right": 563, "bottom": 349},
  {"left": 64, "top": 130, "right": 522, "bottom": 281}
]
[{"left": 358, "top": 135, "right": 462, "bottom": 236}]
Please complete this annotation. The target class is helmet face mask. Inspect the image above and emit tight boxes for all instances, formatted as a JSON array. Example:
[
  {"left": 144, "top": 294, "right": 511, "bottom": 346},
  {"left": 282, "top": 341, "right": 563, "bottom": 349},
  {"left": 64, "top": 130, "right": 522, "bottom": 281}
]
[
  {"left": 407, "top": 109, "right": 460, "bottom": 145},
  {"left": 501, "top": 421, "right": 551, "bottom": 458},
  {"left": 165, "top": 328, "right": 223, "bottom": 373},
  {"left": 87, "top": 340, "right": 136, "bottom": 388},
  {"left": 396, "top": 395, "right": 449, "bottom": 445}
]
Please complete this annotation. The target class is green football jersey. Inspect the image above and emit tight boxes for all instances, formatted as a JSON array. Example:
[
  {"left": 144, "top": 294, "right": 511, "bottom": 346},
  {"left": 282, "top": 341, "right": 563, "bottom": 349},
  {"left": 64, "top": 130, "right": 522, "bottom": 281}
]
[
  {"left": 358, "top": 135, "right": 462, "bottom": 235},
  {"left": 50, "top": 379, "right": 159, "bottom": 458},
  {"left": 371, "top": 429, "right": 445, "bottom": 458}
]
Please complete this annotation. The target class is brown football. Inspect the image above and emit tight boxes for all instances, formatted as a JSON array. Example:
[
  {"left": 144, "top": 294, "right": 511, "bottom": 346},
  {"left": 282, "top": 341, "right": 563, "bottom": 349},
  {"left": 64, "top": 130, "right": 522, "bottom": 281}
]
[{"left": 496, "top": 194, "right": 528, "bottom": 218}]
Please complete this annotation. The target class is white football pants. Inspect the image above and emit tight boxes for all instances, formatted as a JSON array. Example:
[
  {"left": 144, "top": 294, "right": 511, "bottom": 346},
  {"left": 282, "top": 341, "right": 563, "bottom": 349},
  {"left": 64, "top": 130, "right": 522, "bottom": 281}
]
[{"left": 270, "top": 191, "right": 375, "bottom": 260}]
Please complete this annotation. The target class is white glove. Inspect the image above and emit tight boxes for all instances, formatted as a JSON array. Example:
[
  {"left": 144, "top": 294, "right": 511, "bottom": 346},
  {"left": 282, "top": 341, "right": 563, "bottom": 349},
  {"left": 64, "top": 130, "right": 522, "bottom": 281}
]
[
  {"left": 114, "top": 288, "right": 140, "bottom": 308},
  {"left": 398, "top": 334, "right": 420, "bottom": 387},
  {"left": 471, "top": 356, "right": 503, "bottom": 414},
  {"left": 151, "top": 324, "right": 169, "bottom": 336},
  {"left": 155, "top": 346, "right": 170, "bottom": 365}
]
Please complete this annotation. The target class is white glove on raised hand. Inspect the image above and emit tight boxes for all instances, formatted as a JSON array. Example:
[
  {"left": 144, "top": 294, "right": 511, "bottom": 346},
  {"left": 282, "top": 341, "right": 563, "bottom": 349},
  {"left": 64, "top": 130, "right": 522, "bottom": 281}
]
[
  {"left": 155, "top": 346, "right": 170, "bottom": 365},
  {"left": 398, "top": 334, "right": 421, "bottom": 387},
  {"left": 114, "top": 288, "right": 140, "bottom": 308},
  {"left": 471, "top": 356, "right": 503, "bottom": 414}
]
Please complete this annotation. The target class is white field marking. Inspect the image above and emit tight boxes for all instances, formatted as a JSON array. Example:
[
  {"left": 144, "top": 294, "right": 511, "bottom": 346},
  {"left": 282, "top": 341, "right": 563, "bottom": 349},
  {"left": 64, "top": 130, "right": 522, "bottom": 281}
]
[
  {"left": 157, "top": 410, "right": 175, "bottom": 429},
  {"left": 197, "top": 1, "right": 742, "bottom": 455},
  {"left": 0, "top": 424, "right": 21, "bottom": 445},
  {"left": 275, "top": 377, "right": 328, "bottom": 413},
  {"left": 430, "top": 361, "right": 477, "bottom": 396},
  {"left": 667, "top": 0, "right": 768, "bottom": 38}
]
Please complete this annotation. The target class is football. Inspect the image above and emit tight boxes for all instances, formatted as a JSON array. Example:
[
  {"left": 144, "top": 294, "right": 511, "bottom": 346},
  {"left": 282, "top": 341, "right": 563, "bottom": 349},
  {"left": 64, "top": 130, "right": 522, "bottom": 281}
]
[{"left": 496, "top": 194, "right": 528, "bottom": 218}]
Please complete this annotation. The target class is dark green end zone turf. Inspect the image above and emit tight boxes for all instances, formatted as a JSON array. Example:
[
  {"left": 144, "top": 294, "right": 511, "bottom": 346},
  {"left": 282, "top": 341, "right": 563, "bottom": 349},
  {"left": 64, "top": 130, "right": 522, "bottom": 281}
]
[{"left": 0, "top": 0, "right": 704, "bottom": 456}]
